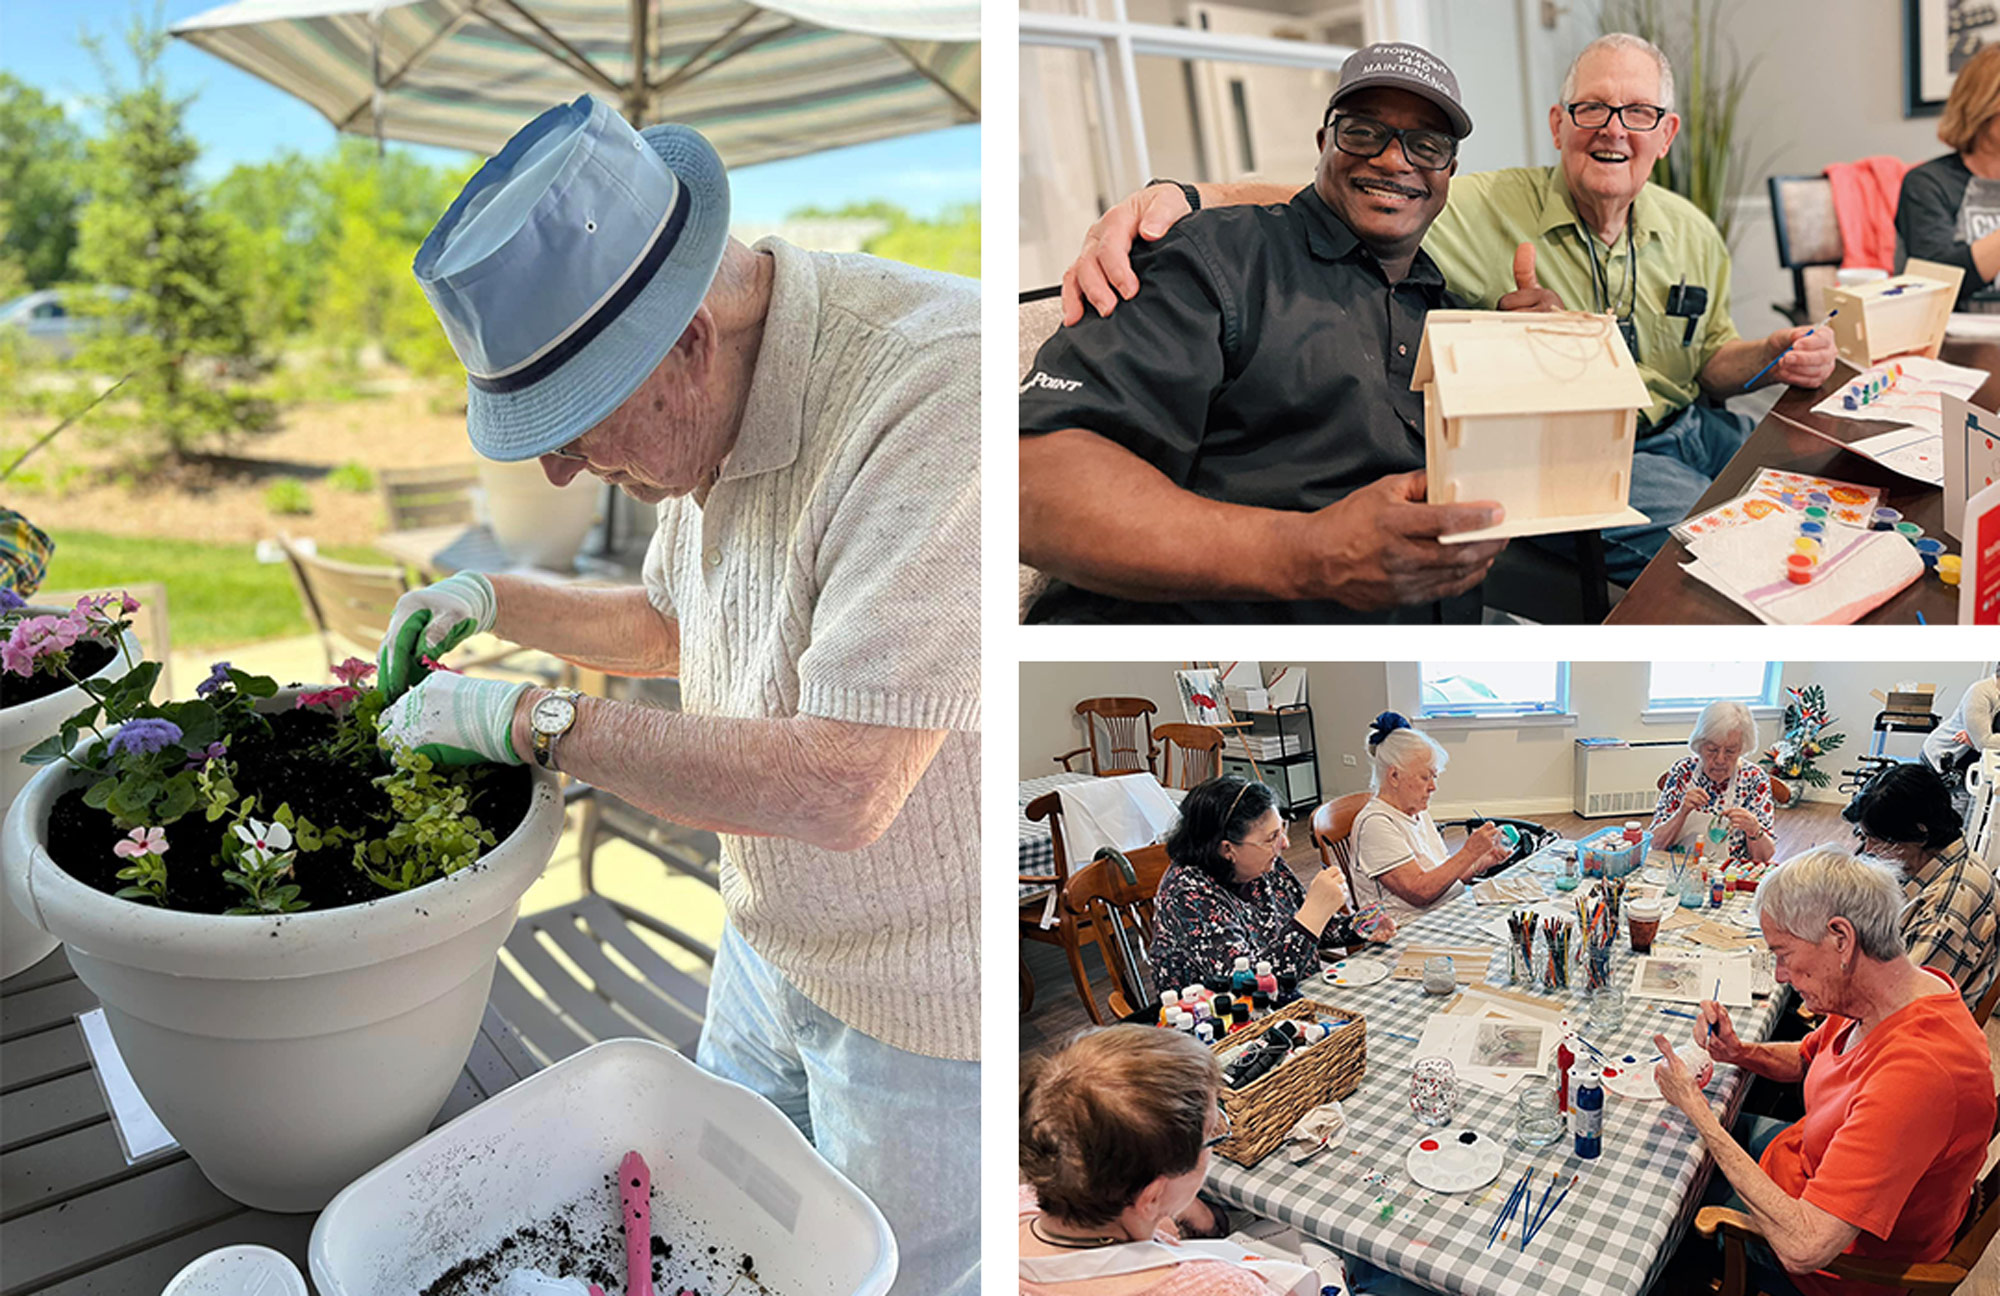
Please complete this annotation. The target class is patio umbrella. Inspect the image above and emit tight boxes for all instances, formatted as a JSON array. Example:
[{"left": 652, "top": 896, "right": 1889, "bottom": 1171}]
[{"left": 169, "top": 0, "right": 978, "bottom": 167}]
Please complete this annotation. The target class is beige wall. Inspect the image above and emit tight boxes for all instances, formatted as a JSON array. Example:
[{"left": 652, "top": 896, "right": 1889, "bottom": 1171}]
[{"left": 1019, "top": 662, "right": 1992, "bottom": 814}]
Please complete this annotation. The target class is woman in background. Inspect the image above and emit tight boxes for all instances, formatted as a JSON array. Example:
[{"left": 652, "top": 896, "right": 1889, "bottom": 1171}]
[
  {"left": 1896, "top": 43, "right": 2000, "bottom": 305},
  {"left": 1650, "top": 700, "right": 1777, "bottom": 870}
]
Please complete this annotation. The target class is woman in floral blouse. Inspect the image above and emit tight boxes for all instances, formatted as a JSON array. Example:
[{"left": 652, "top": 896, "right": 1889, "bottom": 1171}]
[
  {"left": 1150, "top": 776, "right": 1350, "bottom": 996},
  {"left": 1650, "top": 700, "right": 1778, "bottom": 869}
]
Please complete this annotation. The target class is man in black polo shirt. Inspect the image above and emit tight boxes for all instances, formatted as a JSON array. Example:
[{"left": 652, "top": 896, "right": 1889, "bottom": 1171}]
[{"left": 1020, "top": 43, "right": 1508, "bottom": 623}]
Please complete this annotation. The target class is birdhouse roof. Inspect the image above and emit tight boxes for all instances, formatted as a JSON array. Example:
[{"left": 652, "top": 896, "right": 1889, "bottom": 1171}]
[{"left": 1411, "top": 310, "right": 1651, "bottom": 419}]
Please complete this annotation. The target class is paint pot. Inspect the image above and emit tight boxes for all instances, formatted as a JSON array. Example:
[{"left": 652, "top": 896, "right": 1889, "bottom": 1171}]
[
  {"left": 1798, "top": 520, "right": 1826, "bottom": 539},
  {"left": 1870, "top": 507, "right": 1901, "bottom": 531},
  {"left": 1806, "top": 491, "right": 1831, "bottom": 507},
  {"left": 1940, "top": 554, "right": 1963, "bottom": 586},
  {"left": 1627, "top": 898, "right": 1664, "bottom": 953},
  {"left": 1785, "top": 553, "right": 1814, "bottom": 583},
  {"left": 1915, "top": 537, "right": 1946, "bottom": 569},
  {"left": 1792, "top": 537, "right": 1820, "bottom": 557},
  {"left": 1254, "top": 959, "right": 1278, "bottom": 997},
  {"left": 1896, "top": 521, "right": 1924, "bottom": 543},
  {"left": 1231, "top": 955, "right": 1255, "bottom": 995},
  {"left": 1159, "top": 989, "right": 1179, "bottom": 1026},
  {"left": 1803, "top": 505, "right": 1829, "bottom": 522},
  {"left": 1622, "top": 820, "right": 1642, "bottom": 844},
  {"left": 1570, "top": 1063, "right": 1604, "bottom": 1159}
]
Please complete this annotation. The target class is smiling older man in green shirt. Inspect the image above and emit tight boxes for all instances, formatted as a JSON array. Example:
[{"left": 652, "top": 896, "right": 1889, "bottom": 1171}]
[{"left": 1061, "top": 33, "right": 1838, "bottom": 583}]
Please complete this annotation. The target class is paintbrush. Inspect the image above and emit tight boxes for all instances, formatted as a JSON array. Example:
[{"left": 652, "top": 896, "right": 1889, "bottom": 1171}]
[
  {"left": 1743, "top": 309, "right": 1837, "bottom": 388},
  {"left": 1520, "top": 1170, "right": 1559, "bottom": 1251},
  {"left": 1486, "top": 1167, "right": 1532, "bottom": 1248},
  {"left": 1526, "top": 1173, "right": 1581, "bottom": 1246}
]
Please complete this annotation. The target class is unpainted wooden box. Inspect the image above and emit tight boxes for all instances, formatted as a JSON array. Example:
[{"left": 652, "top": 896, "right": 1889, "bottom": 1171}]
[{"left": 1826, "top": 258, "right": 1965, "bottom": 368}]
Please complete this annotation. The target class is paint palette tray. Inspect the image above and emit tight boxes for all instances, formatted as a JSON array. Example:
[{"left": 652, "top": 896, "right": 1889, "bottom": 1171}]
[
  {"left": 1405, "top": 1128, "right": 1503, "bottom": 1193},
  {"left": 1600, "top": 1043, "right": 1711, "bottom": 1100}
]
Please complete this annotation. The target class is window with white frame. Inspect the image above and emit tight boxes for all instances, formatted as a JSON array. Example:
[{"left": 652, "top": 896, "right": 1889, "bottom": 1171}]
[
  {"left": 1417, "top": 662, "right": 1569, "bottom": 719},
  {"left": 1646, "top": 663, "right": 1783, "bottom": 712},
  {"left": 1018, "top": 0, "right": 1373, "bottom": 289}
]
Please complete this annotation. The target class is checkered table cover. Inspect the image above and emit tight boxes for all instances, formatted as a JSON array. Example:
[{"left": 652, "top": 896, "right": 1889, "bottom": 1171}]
[
  {"left": 1018, "top": 773, "right": 1097, "bottom": 900},
  {"left": 1205, "top": 852, "right": 1786, "bottom": 1296}
]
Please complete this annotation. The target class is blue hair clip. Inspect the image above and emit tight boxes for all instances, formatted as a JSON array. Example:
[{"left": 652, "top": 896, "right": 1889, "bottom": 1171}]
[{"left": 1368, "top": 711, "right": 1410, "bottom": 744}]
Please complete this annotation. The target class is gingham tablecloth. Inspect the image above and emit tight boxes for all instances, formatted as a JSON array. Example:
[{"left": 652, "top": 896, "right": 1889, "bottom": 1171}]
[{"left": 1205, "top": 852, "right": 1787, "bottom": 1296}]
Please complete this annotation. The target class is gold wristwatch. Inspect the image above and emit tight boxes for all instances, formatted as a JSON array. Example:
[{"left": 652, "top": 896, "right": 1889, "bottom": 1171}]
[{"left": 529, "top": 688, "right": 581, "bottom": 770}]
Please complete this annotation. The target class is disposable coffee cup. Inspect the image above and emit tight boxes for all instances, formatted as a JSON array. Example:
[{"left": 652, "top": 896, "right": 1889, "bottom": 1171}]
[{"left": 1627, "top": 899, "right": 1665, "bottom": 953}]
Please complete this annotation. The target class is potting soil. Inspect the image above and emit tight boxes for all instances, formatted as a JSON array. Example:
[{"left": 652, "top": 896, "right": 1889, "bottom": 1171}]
[
  {"left": 1, "top": 637, "right": 118, "bottom": 708},
  {"left": 46, "top": 707, "right": 533, "bottom": 913},
  {"left": 417, "top": 1177, "right": 773, "bottom": 1296}
]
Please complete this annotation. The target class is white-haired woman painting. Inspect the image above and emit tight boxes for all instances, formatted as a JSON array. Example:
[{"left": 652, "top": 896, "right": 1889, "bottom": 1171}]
[
  {"left": 1650, "top": 700, "right": 1777, "bottom": 869},
  {"left": 1349, "top": 713, "right": 1510, "bottom": 925}
]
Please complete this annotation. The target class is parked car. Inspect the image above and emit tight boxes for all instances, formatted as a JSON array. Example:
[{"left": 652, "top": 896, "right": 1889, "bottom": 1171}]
[{"left": 0, "top": 287, "right": 133, "bottom": 358}]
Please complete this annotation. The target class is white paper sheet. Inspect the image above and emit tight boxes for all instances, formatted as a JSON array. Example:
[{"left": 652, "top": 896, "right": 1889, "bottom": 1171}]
[
  {"left": 1681, "top": 511, "right": 1922, "bottom": 624},
  {"left": 1845, "top": 424, "right": 1946, "bottom": 486},
  {"left": 77, "top": 1008, "right": 179, "bottom": 1163},
  {"left": 1627, "top": 954, "right": 1754, "bottom": 1007},
  {"left": 1414, "top": 1013, "right": 1557, "bottom": 1092},
  {"left": 1809, "top": 355, "right": 1990, "bottom": 434}
]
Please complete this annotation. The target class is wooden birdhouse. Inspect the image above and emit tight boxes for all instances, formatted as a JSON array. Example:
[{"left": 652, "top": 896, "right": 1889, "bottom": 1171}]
[
  {"left": 1826, "top": 258, "right": 1965, "bottom": 368},
  {"left": 1411, "top": 310, "right": 1651, "bottom": 543}
]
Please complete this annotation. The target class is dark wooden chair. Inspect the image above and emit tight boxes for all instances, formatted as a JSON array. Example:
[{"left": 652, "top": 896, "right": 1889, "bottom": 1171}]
[
  {"left": 1154, "top": 722, "right": 1225, "bottom": 790},
  {"left": 1062, "top": 843, "right": 1172, "bottom": 1021},
  {"left": 1309, "top": 792, "right": 1374, "bottom": 902},
  {"left": 1696, "top": 1091, "right": 2000, "bottom": 1293},
  {"left": 1021, "top": 790, "right": 1109, "bottom": 1024},
  {"left": 1054, "top": 697, "right": 1159, "bottom": 777}
]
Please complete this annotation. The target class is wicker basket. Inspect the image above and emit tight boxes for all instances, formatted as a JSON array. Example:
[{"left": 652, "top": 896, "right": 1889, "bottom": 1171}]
[{"left": 1208, "top": 997, "right": 1367, "bottom": 1167}]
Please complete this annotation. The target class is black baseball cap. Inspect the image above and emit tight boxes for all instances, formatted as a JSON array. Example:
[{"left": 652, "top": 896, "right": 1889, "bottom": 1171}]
[{"left": 1325, "top": 41, "right": 1473, "bottom": 139}]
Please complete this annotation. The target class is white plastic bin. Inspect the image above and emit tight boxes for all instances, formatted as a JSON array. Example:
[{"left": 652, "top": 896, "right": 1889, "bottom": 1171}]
[{"left": 309, "top": 1039, "right": 896, "bottom": 1296}]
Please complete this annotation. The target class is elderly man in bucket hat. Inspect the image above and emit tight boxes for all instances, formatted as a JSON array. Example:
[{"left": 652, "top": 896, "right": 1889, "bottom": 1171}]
[{"left": 375, "top": 95, "right": 979, "bottom": 1296}]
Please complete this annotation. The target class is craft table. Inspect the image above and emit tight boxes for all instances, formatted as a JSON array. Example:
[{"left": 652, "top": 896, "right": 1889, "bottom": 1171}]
[
  {"left": 1203, "top": 852, "right": 1789, "bottom": 1296},
  {"left": 373, "top": 522, "right": 652, "bottom": 585},
  {"left": 0, "top": 948, "right": 543, "bottom": 1293},
  {"left": 1607, "top": 339, "right": 1999, "bottom": 624},
  {"left": 1018, "top": 771, "right": 1097, "bottom": 902}
]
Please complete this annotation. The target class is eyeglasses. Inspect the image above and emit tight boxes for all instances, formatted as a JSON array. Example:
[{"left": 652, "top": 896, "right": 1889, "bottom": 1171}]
[
  {"left": 1323, "top": 114, "right": 1458, "bottom": 172},
  {"left": 544, "top": 438, "right": 589, "bottom": 463},
  {"left": 1202, "top": 1103, "right": 1233, "bottom": 1150},
  {"left": 1564, "top": 101, "right": 1668, "bottom": 132}
]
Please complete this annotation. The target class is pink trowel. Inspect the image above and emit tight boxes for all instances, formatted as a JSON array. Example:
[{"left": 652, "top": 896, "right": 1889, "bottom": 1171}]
[{"left": 619, "top": 1149, "right": 656, "bottom": 1296}]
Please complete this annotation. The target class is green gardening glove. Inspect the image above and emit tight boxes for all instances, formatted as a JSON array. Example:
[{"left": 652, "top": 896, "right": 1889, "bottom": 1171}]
[
  {"left": 378, "top": 571, "right": 499, "bottom": 701},
  {"left": 377, "top": 671, "right": 530, "bottom": 766}
]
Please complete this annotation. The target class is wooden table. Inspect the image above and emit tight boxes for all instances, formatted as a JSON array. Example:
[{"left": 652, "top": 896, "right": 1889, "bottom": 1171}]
[
  {"left": 1, "top": 949, "right": 541, "bottom": 1293},
  {"left": 1607, "top": 340, "right": 2000, "bottom": 624}
]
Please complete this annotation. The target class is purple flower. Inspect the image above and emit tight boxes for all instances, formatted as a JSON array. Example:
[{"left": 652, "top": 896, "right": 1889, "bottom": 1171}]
[
  {"left": 106, "top": 718, "right": 184, "bottom": 758},
  {"left": 196, "top": 661, "right": 234, "bottom": 698},
  {"left": 185, "top": 740, "right": 228, "bottom": 770},
  {"left": 0, "top": 588, "right": 24, "bottom": 613}
]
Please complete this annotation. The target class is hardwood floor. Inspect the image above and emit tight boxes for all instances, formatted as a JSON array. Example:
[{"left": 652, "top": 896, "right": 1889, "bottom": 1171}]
[{"left": 1016, "top": 801, "right": 2000, "bottom": 1295}]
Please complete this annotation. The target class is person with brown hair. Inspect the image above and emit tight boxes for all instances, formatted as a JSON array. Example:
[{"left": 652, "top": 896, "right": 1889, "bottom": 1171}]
[{"left": 1896, "top": 43, "right": 2000, "bottom": 305}]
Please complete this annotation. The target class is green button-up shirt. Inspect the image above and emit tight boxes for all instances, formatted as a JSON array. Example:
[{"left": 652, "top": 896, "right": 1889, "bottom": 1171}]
[{"left": 1421, "top": 165, "right": 1742, "bottom": 430}]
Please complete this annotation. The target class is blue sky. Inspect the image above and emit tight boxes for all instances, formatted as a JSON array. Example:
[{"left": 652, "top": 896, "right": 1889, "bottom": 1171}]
[{"left": 0, "top": 0, "right": 979, "bottom": 222}]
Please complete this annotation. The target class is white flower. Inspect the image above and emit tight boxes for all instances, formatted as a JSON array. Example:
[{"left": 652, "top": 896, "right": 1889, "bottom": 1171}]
[{"left": 233, "top": 819, "right": 295, "bottom": 865}]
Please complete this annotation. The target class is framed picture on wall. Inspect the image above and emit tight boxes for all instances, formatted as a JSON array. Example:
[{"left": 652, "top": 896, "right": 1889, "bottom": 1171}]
[{"left": 1907, "top": 0, "right": 2000, "bottom": 117}]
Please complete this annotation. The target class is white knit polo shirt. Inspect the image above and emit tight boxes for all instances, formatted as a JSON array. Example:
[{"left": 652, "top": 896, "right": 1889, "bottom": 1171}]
[{"left": 641, "top": 238, "right": 980, "bottom": 1061}]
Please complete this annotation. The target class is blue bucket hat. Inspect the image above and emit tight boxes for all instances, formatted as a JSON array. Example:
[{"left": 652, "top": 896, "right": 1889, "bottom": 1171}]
[{"left": 414, "top": 95, "right": 731, "bottom": 462}]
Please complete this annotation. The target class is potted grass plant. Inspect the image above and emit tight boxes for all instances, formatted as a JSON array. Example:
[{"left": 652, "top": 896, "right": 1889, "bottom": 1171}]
[
  {"left": 1, "top": 652, "right": 562, "bottom": 1211},
  {"left": 0, "top": 590, "right": 143, "bottom": 978}
]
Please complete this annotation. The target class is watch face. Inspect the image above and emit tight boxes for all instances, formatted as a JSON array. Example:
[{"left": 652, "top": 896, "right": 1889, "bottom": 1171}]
[{"left": 533, "top": 695, "right": 576, "bottom": 731}]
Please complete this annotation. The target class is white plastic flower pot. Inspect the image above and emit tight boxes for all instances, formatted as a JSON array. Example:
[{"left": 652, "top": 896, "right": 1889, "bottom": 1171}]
[
  {"left": 0, "top": 688, "right": 564, "bottom": 1211},
  {"left": 0, "top": 629, "right": 140, "bottom": 980},
  {"left": 310, "top": 1039, "right": 898, "bottom": 1296},
  {"left": 477, "top": 459, "right": 600, "bottom": 571}
]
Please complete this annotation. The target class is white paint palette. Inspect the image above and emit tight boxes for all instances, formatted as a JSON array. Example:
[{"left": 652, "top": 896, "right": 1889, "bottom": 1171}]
[
  {"left": 1324, "top": 958, "right": 1390, "bottom": 988},
  {"left": 1404, "top": 1128, "right": 1503, "bottom": 1193},
  {"left": 1599, "top": 1044, "right": 1712, "bottom": 1100}
]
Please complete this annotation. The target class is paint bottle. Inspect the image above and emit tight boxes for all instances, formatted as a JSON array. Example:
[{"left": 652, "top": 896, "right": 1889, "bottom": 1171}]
[
  {"left": 1193, "top": 1019, "right": 1215, "bottom": 1045},
  {"left": 1570, "top": 1063, "right": 1604, "bottom": 1159},
  {"left": 1622, "top": 820, "right": 1642, "bottom": 844},
  {"left": 1724, "top": 865, "right": 1741, "bottom": 894},
  {"left": 1710, "top": 870, "right": 1726, "bottom": 908},
  {"left": 1230, "top": 1002, "right": 1252, "bottom": 1033},
  {"left": 1163, "top": 1007, "right": 1185, "bottom": 1033},
  {"left": 1212, "top": 994, "right": 1235, "bottom": 1024},
  {"left": 1231, "top": 956, "right": 1256, "bottom": 995},
  {"left": 1251, "top": 990, "right": 1271, "bottom": 1018},
  {"left": 1159, "top": 989, "right": 1179, "bottom": 1026},
  {"left": 1180, "top": 987, "right": 1210, "bottom": 1025},
  {"left": 1555, "top": 1034, "right": 1577, "bottom": 1113},
  {"left": 1254, "top": 960, "right": 1279, "bottom": 997}
]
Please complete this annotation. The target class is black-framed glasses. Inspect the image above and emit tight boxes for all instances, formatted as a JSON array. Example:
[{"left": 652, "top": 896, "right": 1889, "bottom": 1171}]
[
  {"left": 1202, "top": 1102, "right": 1234, "bottom": 1150},
  {"left": 1565, "top": 101, "right": 1668, "bottom": 131},
  {"left": 1323, "top": 113, "right": 1458, "bottom": 172}
]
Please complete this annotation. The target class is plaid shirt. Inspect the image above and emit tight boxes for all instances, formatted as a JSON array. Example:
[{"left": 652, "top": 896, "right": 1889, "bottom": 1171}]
[
  {"left": 1903, "top": 837, "right": 1999, "bottom": 1014},
  {"left": 0, "top": 508, "right": 51, "bottom": 596}
]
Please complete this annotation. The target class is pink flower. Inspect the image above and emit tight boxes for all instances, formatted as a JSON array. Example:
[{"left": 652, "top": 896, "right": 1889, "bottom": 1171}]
[
  {"left": 295, "top": 686, "right": 361, "bottom": 711},
  {"left": 330, "top": 656, "right": 376, "bottom": 687},
  {"left": 113, "top": 826, "right": 168, "bottom": 859}
]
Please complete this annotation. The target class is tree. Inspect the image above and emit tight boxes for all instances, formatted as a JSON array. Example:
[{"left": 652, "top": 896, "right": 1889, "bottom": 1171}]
[
  {"left": 786, "top": 200, "right": 978, "bottom": 278},
  {"left": 0, "top": 74, "right": 86, "bottom": 289},
  {"left": 70, "top": 9, "right": 253, "bottom": 457}
]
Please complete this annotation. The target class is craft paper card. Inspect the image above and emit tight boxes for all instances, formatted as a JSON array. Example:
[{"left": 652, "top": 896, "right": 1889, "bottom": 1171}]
[
  {"left": 1943, "top": 396, "right": 2000, "bottom": 541},
  {"left": 1674, "top": 471, "right": 1882, "bottom": 543},
  {"left": 1470, "top": 875, "right": 1544, "bottom": 906},
  {"left": 1810, "top": 354, "right": 1989, "bottom": 430},
  {"left": 1846, "top": 424, "right": 1945, "bottom": 486},
  {"left": 1628, "top": 955, "right": 1753, "bottom": 1006},
  {"left": 1963, "top": 479, "right": 2000, "bottom": 625}
]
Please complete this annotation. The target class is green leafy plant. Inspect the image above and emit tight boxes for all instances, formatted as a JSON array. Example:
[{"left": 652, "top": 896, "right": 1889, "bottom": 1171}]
[
  {"left": 1760, "top": 683, "right": 1845, "bottom": 790},
  {"left": 354, "top": 745, "right": 496, "bottom": 893},
  {"left": 327, "top": 460, "right": 375, "bottom": 493},
  {"left": 262, "top": 476, "right": 312, "bottom": 515},
  {"left": 220, "top": 816, "right": 305, "bottom": 915},
  {"left": 1599, "top": 0, "right": 1766, "bottom": 250}
]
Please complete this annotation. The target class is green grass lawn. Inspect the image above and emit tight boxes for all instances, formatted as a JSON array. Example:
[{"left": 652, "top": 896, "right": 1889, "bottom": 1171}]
[{"left": 42, "top": 531, "right": 394, "bottom": 650}]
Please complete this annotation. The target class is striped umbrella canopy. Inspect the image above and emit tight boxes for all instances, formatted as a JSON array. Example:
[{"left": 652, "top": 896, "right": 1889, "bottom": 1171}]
[{"left": 169, "top": 0, "right": 979, "bottom": 167}]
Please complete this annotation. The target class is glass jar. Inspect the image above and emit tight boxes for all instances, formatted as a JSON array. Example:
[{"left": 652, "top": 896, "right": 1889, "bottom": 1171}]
[
  {"left": 1410, "top": 1056, "right": 1458, "bottom": 1126},
  {"left": 1586, "top": 985, "right": 1625, "bottom": 1034},
  {"left": 1422, "top": 955, "right": 1456, "bottom": 995},
  {"left": 1512, "top": 1074, "right": 1564, "bottom": 1148}
]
